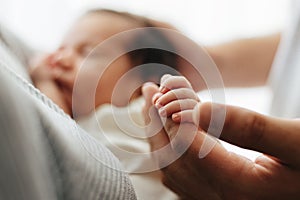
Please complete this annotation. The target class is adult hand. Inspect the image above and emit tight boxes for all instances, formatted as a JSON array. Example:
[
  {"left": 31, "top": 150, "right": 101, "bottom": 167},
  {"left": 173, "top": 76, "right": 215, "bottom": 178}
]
[{"left": 142, "top": 83, "right": 300, "bottom": 200}]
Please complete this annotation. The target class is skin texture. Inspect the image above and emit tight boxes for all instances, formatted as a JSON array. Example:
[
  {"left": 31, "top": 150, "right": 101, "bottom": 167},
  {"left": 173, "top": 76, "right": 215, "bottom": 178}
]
[
  {"left": 142, "top": 75, "right": 300, "bottom": 200},
  {"left": 30, "top": 12, "right": 142, "bottom": 117}
]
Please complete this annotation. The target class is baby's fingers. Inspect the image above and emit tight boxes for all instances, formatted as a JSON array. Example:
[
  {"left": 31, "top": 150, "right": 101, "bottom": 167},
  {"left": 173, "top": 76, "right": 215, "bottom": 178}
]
[
  {"left": 172, "top": 110, "right": 194, "bottom": 123},
  {"left": 158, "top": 99, "right": 198, "bottom": 118},
  {"left": 160, "top": 75, "right": 193, "bottom": 93},
  {"left": 155, "top": 88, "right": 199, "bottom": 108}
]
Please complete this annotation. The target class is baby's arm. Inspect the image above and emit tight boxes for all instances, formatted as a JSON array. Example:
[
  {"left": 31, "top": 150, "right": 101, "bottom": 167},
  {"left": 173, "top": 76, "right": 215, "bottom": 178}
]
[{"left": 153, "top": 74, "right": 199, "bottom": 123}]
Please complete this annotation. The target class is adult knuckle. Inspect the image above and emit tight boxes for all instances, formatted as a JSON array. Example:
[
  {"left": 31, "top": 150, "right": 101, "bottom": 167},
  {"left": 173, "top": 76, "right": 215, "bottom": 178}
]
[{"left": 244, "top": 114, "right": 266, "bottom": 147}]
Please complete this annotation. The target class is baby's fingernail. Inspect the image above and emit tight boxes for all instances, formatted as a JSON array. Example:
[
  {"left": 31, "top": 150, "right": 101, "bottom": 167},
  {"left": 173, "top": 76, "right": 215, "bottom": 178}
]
[
  {"left": 158, "top": 107, "right": 167, "bottom": 117},
  {"left": 172, "top": 113, "right": 180, "bottom": 121},
  {"left": 152, "top": 93, "right": 162, "bottom": 105},
  {"left": 155, "top": 101, "right": 163, "bottom": 109},
  {"left": 192, "top": 103, "right": 201, "bottom": 125},
  {"left": 159, "top": 86, "right": 168, "bottom": 93}
]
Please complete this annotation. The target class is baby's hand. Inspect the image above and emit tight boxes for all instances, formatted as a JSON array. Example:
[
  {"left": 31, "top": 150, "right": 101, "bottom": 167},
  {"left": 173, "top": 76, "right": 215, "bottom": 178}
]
[
  {"left": 153, "top": 74, "right": 200, "bottom": 123},
  {"left": 29, "top": 53, "right": 55, "bottom": 83}
]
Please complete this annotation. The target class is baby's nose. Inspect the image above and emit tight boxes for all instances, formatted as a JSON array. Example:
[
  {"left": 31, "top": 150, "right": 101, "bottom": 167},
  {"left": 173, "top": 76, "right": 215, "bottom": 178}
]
[{"left": 50, "top": 48, "right": 76, "bottom": 70}]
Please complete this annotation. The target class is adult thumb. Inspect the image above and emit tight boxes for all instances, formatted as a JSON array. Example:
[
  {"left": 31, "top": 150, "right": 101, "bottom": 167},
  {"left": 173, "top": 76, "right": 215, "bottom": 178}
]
[{"left": 194, "top": 102, "right": 300, "bottom": 167}]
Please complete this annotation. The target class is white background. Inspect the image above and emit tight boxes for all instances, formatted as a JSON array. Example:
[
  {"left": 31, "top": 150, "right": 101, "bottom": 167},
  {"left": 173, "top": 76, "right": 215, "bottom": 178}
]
[
  {"left": 0, "top": 0, "right": 291, "bottom": 159},
  {"left": 0, "top": 0, "right": 288, "bottom": 51},
  {"left": 0, "top": 0, "right": 289, "bottom": 111}
]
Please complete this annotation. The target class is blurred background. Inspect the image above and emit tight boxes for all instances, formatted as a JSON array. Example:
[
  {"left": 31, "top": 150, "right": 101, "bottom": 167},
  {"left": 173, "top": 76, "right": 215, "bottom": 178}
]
[
  {"left": 0, "top": 0, "right": 288, "bottom": 51},
  {"left": 0, "top": 0, "right": 290, "bottom": 159}
]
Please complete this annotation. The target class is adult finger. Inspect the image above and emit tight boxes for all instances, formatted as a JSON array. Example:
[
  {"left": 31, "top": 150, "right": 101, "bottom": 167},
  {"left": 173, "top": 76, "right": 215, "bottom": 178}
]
[
  {"left": 161, "top": 127, "right": 258, "bottom": 197},
  {"left": 142, "top": 82, "right": 170, "bottom": 150},
  {"left": 160, "top": 74, "right": 172, "bottom": 85},
  {"left": 194, "top": 102, "right": 300, "bottom": 167}
]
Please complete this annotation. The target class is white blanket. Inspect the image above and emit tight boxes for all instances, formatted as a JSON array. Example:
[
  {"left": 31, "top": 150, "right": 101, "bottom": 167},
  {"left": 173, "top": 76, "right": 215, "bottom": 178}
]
[{"left": 77, "top": 98, "right": 178, "bottom": 200}]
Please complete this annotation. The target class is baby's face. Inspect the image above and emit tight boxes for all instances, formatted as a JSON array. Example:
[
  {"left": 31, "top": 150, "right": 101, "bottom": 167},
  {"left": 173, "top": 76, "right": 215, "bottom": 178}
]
[{"left": 49, "top": 12, "right": 141, "bottom": 116}]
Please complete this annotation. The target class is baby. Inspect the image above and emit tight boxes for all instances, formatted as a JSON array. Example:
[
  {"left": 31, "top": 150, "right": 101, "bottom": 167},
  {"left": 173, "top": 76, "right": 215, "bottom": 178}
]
[
  {"left": 30, "top": 9, "right": 181, "bottom": 200},
  {"left": 152, "top": 74, "right": 200, "bottom": 124},
  {"left": 30, "top": 9, "right": 179, "bottom": 117}
]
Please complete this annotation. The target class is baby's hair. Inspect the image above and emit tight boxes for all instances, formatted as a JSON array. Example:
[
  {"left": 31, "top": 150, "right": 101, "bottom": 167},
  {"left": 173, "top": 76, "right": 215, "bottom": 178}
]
[
  {"left": 87, "top": 8, "right": 150, "bottom": 27},
  {"left": 86, "top": 8, "right": 180, "bottom": 83}
]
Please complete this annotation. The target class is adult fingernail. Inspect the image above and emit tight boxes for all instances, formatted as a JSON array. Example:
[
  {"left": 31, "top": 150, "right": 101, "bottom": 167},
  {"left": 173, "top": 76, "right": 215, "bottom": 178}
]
[
  {"left": 142, "top": 82, "right": 154, "bottom": 93},
  {"left": 143, "top": 82, "right": 154, "bottom": 87}
]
